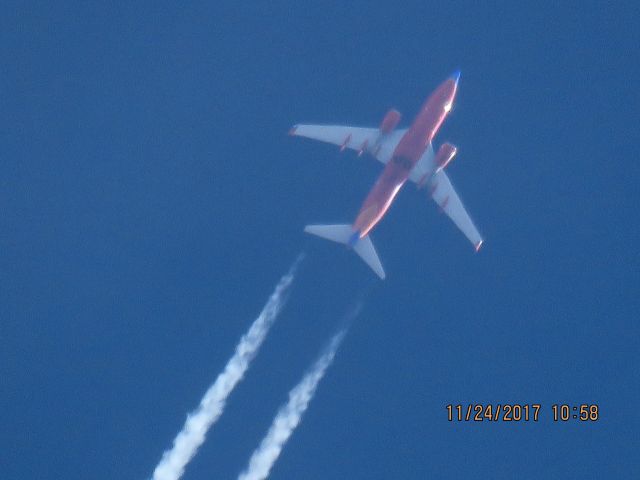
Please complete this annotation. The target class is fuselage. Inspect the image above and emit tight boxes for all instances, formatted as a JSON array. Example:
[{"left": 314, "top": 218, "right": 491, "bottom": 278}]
[{"left": 352, "top": 72, "right": 460, "bottom": 238}]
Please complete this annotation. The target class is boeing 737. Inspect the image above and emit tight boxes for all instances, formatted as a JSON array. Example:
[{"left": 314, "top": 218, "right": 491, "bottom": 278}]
[{"left": 290, "top": 72, "right": 482, "bottom": 279}]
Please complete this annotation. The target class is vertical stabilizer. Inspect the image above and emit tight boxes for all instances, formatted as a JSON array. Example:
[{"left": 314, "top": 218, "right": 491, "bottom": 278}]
[{"left": 304, "top": 224, "right": 386, "bottom": 279}]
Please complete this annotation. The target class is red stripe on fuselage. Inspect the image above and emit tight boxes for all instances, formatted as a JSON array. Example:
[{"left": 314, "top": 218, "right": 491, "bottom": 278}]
[
  {"left": 352, "top": 76, "right": 458, "bottom": 237},
  {"left": 352, "top": 160, "right": 408, "bottom": 236},
  {"left": 394, "top": 77, "right": 458, "bottom": 162}
]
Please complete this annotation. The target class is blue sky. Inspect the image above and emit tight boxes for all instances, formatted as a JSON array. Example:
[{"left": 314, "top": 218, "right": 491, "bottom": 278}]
[{"left": 1, "top": 2, "right": 638, "bottom": 479}]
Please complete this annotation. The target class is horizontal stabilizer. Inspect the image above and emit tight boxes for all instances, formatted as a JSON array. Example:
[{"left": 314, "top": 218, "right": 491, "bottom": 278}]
[
  {"left": 352, "top": 235, "right": 385, "bottom": 279},
  {"left": 304, "top": 224, "right": 352, "bottom": 244},
  {"left": 304, "top": 224, "right": 386, "bottom": 279}
]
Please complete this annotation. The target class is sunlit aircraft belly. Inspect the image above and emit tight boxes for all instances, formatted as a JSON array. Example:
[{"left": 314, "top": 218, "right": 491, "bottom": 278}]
[
  {"left": 352, "top": 159, "right": 412, "bottom": 237},
  {"left": 352, "top": 111, "right": 442, "bottom": 237},
  {"left": 351, "top": 75, "right": 459, "bottom": 239}
]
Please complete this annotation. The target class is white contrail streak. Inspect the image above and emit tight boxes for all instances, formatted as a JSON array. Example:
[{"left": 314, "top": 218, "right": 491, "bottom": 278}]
[
  {"left": 151, "top": 254, "right": 304, "bottom": 480},
  {"left": 238, "top": 302, "right": 361, "bottom": 480}
]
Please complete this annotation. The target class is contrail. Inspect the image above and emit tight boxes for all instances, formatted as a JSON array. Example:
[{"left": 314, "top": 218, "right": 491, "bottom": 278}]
[
  {"left": 151, "top": 254, "right": 304, "bottom": 480},
  {"left": 238, "top": 302, "right": 361, "bottom": 480}
]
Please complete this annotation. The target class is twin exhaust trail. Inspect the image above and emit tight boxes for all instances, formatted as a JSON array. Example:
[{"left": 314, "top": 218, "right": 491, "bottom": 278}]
[
  {"left": 238, "top": 302, "right": 361, "bottom": 480},
  {"left": 150, "top": 253, "right": 359, "bottom": 480},
  {"left": 151, "top": 254, "right": 304, "bottom": 480}
]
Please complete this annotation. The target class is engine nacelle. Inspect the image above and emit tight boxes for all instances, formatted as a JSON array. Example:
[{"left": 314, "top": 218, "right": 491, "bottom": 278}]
[
  {"left": 435, "top": 142, "right": 457, "bottom": 171},
  {"left": 379, "top": 109, "right": 401, "bottom": 134}
]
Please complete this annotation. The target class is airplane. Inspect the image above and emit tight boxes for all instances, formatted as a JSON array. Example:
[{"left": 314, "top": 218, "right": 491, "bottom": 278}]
[{"left": 290, "top": 71, "right": 482, "bottom": 279}]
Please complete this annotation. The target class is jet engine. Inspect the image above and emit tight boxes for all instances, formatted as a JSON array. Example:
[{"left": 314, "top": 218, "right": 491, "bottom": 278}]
[
  {"left": 379, "top": 109, "right": 401, "bottom": 134},
  {"left": 435, "top": 142, "right": 457, "bottom": 171}
]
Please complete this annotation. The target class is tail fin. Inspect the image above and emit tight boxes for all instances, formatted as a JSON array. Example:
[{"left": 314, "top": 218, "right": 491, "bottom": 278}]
[{"left": 304, "top": 224, "right": 386, "bottom": 279}]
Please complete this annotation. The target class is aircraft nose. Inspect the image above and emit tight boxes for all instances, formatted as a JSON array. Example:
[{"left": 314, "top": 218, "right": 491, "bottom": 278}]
[{"left": 450, "top": 70, "right": 461, "bottom": 84}]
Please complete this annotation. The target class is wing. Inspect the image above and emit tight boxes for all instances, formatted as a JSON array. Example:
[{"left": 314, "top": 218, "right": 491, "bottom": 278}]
[
  {"left": 408, "top": 143, "right": 436, "bottom": 184},
  {"left": 428, "top": 170, "right": 483, "bottom": 250},
  {"left": 290, "top": 124, "right": 406, "bottom": 165},
  {"left": 290, "top": 125, "right": 377, "bottom": 152}
]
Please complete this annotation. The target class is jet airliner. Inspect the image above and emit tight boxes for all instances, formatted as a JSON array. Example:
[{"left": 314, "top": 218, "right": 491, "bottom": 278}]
[{"left": 290, "top": 72, "right": 482, "bottom": 279}]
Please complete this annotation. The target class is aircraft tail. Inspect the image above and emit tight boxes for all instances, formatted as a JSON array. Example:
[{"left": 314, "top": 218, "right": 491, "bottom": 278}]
[{"left": 304, "top": 224, "right": 385, "bottom": 279}]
